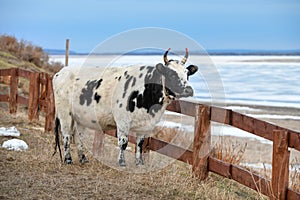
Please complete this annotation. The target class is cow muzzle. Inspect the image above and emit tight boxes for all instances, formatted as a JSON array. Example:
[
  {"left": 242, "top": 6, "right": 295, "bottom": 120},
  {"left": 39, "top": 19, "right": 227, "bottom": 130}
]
[{"left": 179, "top": 86, "right": 194, "bottom": 98}]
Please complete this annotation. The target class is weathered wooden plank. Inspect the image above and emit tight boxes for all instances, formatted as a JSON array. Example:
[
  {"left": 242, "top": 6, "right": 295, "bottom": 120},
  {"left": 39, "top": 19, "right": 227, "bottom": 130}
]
[
  {"left": 167, "top": 100, "right": 197, "bottom": 117},
  {"left": 39, "top": 99, "right": 47, "bottom": 107},
  {"left": 28, "top": 72, "right": 40, "bottom": 121},
  {"left": 192, "top": 105, "right": 211, "bottom": 180},
  {"left": 231, "top": 165, "right": 271, "bottom": 196},
  {"left": 44, "top": 75, "right": 55, "bottom": 132},
  {"left": 149, "top": 137, "right": 193, "bottom": 164},
  {"left": 0, "top": 68, "right": 12, "bottom": 76},
  {"left": 208, "top": 157, "right": 231, "bottom": 178},
  {"left": 230, "top": 111, "right": 276, "bottom": 141},
  {"left": 104, "top": 129, "right": 117, "bottom": 138},
  {"left": 166, "top": 100, "right": 181, "bottom": 113},
  {"left": 0, "top": 94, "right": 9, "bottom": 102},
  {"left": 232, "top": 111, "right": 255, "bottom": 133},
  {"left": 17, "top": 68, "right": 31, "bottom": 79},
  {"left": 128, "top": 134, "right": 137, "bottom": 144},
  {"left": 17, "top": 95, "right": 28, "bottom": 105},
  {"left": 92, "top": 131, "right": 105, "bottom": 158},
  {"left": 289, "top": 130, "right": 300, "bottom": 151},
  {"left": 253, "top": 118, "right": 274, "bottom": 141},
  {"left": 287, "top": 189, "right": 300, "bottom": 200},
  {"left": 0, "top": 75, "right": 10, "bottom": 84},
  {"left": 9, "top": 68, "right": 18, "bottom": 114},
  {"left": 210, "top": 106, "right": 231, "bottom": 124},
  {"left": 271, "top": 130, "right": 290, "bottom": 200}
]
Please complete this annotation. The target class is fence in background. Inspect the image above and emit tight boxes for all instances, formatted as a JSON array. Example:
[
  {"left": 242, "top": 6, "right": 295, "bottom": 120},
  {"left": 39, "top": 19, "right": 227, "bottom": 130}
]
[
  {"left": 0, "top": 68, "right": 55, "bottom": 132},
  {"left": 0, "top": 68, "right": 299, "bottom": 199}
]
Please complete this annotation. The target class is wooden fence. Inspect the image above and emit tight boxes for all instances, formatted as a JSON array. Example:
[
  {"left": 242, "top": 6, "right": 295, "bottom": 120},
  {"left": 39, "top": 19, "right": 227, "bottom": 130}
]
[
  {"left": 0, "top": 68, "right": 55, "bottom": 132},
  {"left": 0, "top": 68, "right": 299, "bottom": 199}
]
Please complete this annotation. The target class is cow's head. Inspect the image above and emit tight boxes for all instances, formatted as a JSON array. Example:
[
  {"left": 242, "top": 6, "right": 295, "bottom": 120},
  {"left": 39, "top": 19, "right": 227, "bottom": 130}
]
[{"left": 156, "top": 48, "right": 198, "bottom": 99}]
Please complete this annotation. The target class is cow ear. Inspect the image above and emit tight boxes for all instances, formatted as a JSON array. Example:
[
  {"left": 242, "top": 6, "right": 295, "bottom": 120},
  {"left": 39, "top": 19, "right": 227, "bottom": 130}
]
[
  {"left": 156, "top": 63, "right": 166, "bottom": 75},
  {"left": 187, "top": 65, "right": 198, "bottom": 76}
]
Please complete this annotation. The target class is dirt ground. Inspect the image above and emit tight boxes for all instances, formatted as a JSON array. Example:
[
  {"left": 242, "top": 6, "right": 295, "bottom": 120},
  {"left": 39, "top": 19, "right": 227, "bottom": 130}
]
[{"left": 0, "top": 105, "right": 267, "bottom": 200}]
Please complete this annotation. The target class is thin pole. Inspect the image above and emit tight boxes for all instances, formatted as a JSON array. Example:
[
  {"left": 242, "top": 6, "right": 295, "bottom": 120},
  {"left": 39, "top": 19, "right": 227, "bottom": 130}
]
[{"left": 65, "top": 39, "right": 69, "bottom": 67}]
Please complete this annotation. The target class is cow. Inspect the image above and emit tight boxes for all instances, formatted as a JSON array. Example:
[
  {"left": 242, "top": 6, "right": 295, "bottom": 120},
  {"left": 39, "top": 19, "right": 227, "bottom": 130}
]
[{"left": 53, "top": 48, "right": 198, "bottom": 166}]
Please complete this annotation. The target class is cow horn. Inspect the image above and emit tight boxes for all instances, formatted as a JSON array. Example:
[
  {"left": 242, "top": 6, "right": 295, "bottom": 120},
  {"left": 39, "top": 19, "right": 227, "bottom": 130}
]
[
  {"left": 164, "top": 48, "right": 171, "bottom": 65},
  {"left": 181, "top": 48, "right": 188, "bottom": 64}
]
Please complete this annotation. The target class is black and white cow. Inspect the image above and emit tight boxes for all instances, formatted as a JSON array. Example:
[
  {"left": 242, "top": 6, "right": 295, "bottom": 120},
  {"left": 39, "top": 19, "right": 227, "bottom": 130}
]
[{"left": 53, "top": 48, "right": 198, "bottom": 166}]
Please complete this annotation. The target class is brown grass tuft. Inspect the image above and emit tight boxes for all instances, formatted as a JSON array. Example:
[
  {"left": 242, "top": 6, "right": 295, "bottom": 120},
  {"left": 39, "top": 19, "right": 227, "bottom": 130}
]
[
  {"left": 211, "top": 138, "right": 247, "bottom": 165},
  {"left": 0, "top": 105, "right": 266, "bottom": 199}
]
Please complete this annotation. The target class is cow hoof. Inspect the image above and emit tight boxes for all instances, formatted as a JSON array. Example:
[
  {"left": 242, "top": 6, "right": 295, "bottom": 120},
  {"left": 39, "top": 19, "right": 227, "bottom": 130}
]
[
  {"left": 64, "top": 158, "right": 73, "bottom": 164},
  {"left": 80, "top": 155, "right": 88, "bottom": 164},
  {"left": 119, "top": 160, "right": 126, "bottom": 167},
  {"left": 136, "top": 158, "right": 144, "bottom": 166}
]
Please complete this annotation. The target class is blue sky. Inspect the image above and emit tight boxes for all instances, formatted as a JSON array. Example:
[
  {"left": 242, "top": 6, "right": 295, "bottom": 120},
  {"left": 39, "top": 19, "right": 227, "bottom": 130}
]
[{"left": 1, "top": 0, "right": 299, "bottom": 52}]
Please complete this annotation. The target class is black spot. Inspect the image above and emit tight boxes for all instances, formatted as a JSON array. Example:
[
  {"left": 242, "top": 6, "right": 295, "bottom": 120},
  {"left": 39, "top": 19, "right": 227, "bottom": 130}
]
[
  {"left": 119, "top": 103, "right": 122, "bottom": 108},
  {"left": 96, "top": 79, "right": 103, "bottom": 89},
  {"left": 124, "top": 71, "right": 128, "bottom": 76},
  {"left": 63, "top": 136, "right": 70, "bottom": 151},
  {"left": 94, "top": 92, "right": 101, "bottom": 103},
  {"left": 79, "top": 80, "right": 100, "bottom": 106},
  {"left": 139, "top": 73, "right": 143, "bottom": 78},
  {"left": 91, "top": 120, "right": 97, "bottom": 123},
  {"left": 145, "top": 66, "right": 154, "bottom": 74},
  {"left": 132, "top": 77, "right": 136, "bottom": 87},
  {"left": 127, "top": 91, "right": 139, "bottom": 112},
  {"left": 139, "top": 66, "right": 145, "bottom": 71},
  {"left": 118, "top": 137, "right": 128, "bottom": 150},
  {"left": 116, "top": 100, "right": 119, "bottom": 103},
  {"left": 121, "top": 141, "right": 127, "bottom": 150},
  {"left": 69, "top": 112, "right": 72, "bottom": 116},
  {"left": 122, "top": 76, "right": 134, "bottom": 98},
  {"left": 138, "top": 138, "right": 144, "bottom": 154},
  {"left": 126, "top": 67, "right": 164, "bottom": 117},
  {"left": 76, "top": 78, "right": 80, "bottom": 81},
  {"left": 118, "top": 76, "right": 121, "bottom": 81},
  {"left": 55, "top": 74, "right": 59, "bottom": 77}
]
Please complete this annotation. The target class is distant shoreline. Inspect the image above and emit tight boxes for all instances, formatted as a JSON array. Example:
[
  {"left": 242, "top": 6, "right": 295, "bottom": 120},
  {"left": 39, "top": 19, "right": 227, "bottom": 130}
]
[{"left": 44, "top": 48, "right": 300, "bottom": 56}]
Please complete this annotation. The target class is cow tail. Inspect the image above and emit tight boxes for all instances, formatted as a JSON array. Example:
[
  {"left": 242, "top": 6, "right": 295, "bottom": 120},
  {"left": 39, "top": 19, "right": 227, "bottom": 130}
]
[{"left": 52, "top": 117, "right": 63, "bottom": 162}]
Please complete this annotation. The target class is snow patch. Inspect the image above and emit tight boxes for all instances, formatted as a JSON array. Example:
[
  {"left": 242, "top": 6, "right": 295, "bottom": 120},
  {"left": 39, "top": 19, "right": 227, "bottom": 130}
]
[
  {"left": 225, "top": 106, "right": 261, "bottom": 112},
  {"left": 0, "top": 126, "right": 21, "bottom": 137},
  {"left": 156, "top": 121, "right": 194, "bottom": 131},
  {"left": 2, "top": 139, "right": 28, "bottom": 151}
]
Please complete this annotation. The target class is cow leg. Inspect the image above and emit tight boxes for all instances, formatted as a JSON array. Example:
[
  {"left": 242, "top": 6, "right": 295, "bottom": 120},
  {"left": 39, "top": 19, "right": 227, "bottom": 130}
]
[
  {"left": 59, "top": 116, "right": 73, "bottom": 164},
  {"left": 117, "top": 128, "right": 128, "bottom": 167},
  {"left": 74, "top": 123, "right": 88, "bottom": 164},
  {"left": 136, "top": 135, "right": 145, "bottom": 166}
]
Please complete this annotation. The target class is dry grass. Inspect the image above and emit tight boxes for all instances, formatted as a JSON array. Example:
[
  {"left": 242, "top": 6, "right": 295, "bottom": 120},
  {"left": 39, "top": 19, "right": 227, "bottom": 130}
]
[
  {"left": 211, "top": 138, "right": 247, "bottom": 165},
  {"left": 290, "top": 158, "right": 300, "bottom": 192},
  {"left": 0, "top": 105, "right": 266, "bottom": 199}
]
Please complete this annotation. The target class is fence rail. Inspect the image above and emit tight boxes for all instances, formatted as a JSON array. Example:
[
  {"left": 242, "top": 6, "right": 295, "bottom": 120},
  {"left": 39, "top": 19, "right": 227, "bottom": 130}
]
[
  {"left": 0, "top": 68, "right": 55, "bottom": 132},
  {"left": 0, "top": 68, "right": 299, "bottom": 199}
]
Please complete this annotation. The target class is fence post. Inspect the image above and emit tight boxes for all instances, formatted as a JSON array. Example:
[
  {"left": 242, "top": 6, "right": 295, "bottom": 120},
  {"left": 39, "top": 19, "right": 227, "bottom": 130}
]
[
  {"left": 44, "top": 74, "right": 55, "bottom": 133},
  {"left": 28, "top": 72, "right": 40, "bottom": 121},
  {"left": 65, "top": 39, "right": 69, "bottom": 67},
  {"left": 192, "top": 105, "right": 211, "bottom": 180},
  {"left": 93, "top": 131, "right": 105, "bottom": 158},
  {"left": 271, "top": 130, "right": 290, "bottom": 200},
  {"left": 9, "top": 68, "right": 18, "bottom": 114}
]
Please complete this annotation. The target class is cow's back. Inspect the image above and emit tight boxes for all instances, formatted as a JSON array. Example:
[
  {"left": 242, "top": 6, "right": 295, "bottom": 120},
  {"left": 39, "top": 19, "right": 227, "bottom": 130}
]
[{"left": 53, "top": 66, "right": 127, "bottom": 131}]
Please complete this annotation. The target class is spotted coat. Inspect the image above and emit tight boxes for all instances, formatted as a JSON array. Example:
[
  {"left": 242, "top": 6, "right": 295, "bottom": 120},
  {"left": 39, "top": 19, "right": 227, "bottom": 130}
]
[{"left": 53, "top": 50, "right": 198, "bottom": 166}]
